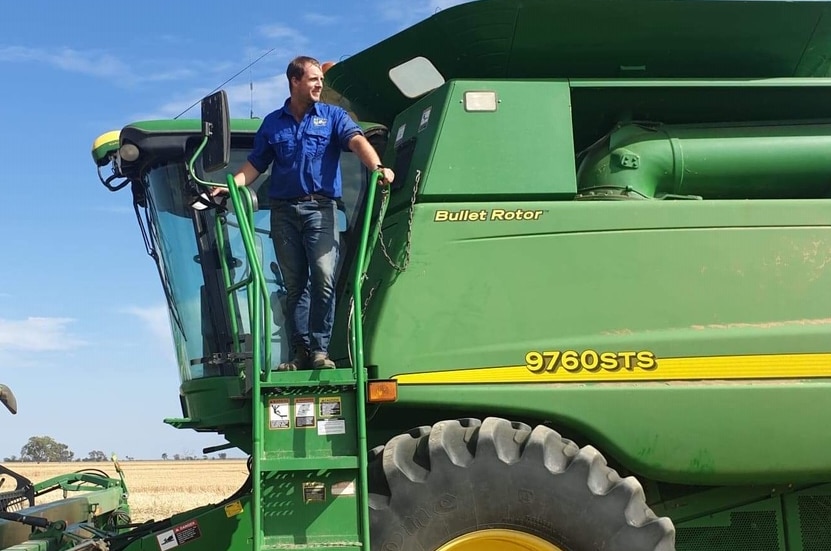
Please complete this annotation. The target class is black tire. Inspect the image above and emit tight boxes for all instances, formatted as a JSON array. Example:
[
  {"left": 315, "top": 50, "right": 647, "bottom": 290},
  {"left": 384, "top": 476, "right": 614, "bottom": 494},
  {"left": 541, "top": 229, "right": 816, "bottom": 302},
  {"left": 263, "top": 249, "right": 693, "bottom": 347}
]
[{"left": 368, "top": 417, "right": 675, "bottom": 551}]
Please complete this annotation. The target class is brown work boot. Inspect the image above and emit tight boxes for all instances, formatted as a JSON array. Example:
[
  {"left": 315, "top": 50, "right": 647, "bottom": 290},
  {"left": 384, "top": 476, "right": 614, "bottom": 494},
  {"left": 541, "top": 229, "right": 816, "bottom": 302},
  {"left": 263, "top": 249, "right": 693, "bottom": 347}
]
[
  {"left": 311, "top": 352, "right": 335, "bottom": 369},
  {"left": 277, "top": 348, "right": 309, "bottom": 371}
]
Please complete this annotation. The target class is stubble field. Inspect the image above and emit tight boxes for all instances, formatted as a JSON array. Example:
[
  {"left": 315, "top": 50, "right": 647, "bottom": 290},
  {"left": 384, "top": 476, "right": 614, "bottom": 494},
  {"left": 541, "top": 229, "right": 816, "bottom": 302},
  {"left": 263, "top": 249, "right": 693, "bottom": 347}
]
[{"left": 7, "top": 460, "right": 249, "bottom": 522}]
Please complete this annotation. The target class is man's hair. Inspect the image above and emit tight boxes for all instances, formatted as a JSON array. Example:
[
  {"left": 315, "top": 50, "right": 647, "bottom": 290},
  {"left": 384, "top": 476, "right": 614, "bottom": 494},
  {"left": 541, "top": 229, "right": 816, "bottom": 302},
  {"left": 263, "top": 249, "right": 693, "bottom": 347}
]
[{"left": 286, "top": 56, "right": 321, "bottom": 90}]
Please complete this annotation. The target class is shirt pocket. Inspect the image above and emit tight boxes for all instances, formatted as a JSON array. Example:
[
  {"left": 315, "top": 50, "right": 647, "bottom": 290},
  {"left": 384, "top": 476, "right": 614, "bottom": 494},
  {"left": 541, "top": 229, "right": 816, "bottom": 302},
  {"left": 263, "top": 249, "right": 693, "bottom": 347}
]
[
  {"left": 304, "top": 127, "right": 330, "bottom": 159},
  {"left": 268, "top": 131, "right": 296, "bottom": 167}
]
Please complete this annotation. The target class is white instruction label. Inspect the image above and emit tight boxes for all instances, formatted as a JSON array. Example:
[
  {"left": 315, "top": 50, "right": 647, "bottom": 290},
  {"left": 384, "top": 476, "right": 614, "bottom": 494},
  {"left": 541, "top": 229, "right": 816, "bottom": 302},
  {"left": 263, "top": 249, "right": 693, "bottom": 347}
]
[
  {"left": 317, "top": 419, "right": 346, "bottom": 435},
  {"left": 332, "top": 480, "right": 356, "bottom": 496}
]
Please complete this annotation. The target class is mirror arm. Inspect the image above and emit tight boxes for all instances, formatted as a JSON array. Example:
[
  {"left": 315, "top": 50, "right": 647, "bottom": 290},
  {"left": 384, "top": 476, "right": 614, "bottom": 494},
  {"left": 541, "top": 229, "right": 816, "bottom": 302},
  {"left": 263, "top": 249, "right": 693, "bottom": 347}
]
[{"left": 97, "top": 163, "right": 130, "bottom": 192}]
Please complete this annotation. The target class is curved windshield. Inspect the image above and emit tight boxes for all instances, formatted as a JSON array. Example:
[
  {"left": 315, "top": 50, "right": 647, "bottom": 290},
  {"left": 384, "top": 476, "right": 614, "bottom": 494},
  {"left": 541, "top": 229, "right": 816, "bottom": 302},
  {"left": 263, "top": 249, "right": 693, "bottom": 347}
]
[{"left": 143, "top": 148, "right": 367, "bottom": 382}]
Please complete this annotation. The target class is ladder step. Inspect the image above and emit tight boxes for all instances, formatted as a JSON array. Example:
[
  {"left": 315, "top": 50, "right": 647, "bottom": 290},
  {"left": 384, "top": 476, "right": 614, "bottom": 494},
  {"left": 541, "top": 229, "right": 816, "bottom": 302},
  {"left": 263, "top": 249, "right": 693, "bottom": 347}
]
[
  {"left": 260, "top": 456, "right": 359, "bottom": 471},
  {"left": 163, "top": 417, "right": 201, "bottom": 429},
  {"left": 261, "top": 543, "right": 361, "bottom": 550},
  {"left": 262, "top": 369, "right": 358, "bottom": 389}
]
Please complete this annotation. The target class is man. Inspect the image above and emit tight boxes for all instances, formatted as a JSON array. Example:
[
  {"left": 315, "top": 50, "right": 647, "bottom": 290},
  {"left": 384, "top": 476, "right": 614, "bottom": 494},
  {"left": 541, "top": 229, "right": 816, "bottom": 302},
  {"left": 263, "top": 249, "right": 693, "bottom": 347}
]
[{"left": 213, "top": 56, "right": 394, "bottom": 370}]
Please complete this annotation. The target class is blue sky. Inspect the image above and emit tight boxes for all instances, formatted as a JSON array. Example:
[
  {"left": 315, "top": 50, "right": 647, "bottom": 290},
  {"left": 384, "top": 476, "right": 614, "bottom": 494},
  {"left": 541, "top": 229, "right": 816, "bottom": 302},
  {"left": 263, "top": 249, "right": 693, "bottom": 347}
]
[{"left": 0, "top": 0, "right": 468, "bottom": 461}]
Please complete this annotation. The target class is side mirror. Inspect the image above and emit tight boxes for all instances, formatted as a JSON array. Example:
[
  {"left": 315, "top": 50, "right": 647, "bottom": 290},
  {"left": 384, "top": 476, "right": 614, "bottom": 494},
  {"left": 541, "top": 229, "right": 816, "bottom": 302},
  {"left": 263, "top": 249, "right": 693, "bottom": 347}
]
[
  {"left": 201, "top": 90, "right": 230, "bottom": 173},
  {"left": 0, "top": 384, "right": 18, "bottom": 415}
]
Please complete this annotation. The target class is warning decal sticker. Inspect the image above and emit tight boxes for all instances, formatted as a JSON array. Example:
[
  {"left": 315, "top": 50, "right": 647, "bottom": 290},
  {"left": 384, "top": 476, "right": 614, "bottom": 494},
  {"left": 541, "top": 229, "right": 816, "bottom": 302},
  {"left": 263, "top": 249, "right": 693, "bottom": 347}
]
[
  {"left": 295, "top": 397, "right": 316, "bottom": 428},
  {"left": 269, "top": 398, "right": 290, "bottom": 430},
  {"left": 156, "top": 520, "right": 202, "bottom": 550},
  {"left": 319, "top": 396, "right": 341, "bottom": 418}
]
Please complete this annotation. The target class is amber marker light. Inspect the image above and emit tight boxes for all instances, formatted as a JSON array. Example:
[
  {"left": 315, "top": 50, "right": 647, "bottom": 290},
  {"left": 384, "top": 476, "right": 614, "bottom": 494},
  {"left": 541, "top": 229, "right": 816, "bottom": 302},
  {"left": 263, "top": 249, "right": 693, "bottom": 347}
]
[{"left": 368, "top": 381, "right": 398, "bottom": 403}]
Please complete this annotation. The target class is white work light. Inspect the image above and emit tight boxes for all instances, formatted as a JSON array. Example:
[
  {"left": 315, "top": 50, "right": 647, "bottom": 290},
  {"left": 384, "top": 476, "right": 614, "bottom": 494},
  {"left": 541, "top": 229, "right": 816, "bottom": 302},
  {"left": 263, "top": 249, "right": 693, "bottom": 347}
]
[{"left": 463, "top": 91, "right": 498, "bottom": 112}]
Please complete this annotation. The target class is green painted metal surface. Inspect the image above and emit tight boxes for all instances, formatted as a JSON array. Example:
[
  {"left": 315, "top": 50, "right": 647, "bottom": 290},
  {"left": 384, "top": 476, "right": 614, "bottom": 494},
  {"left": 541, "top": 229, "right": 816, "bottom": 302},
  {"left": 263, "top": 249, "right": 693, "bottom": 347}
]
[
  {"left": 0, "top": 485, "right": 126, "bottom": 550},
  {"left": 578, "top": 121, "right": 831, "bottom": 199},
  {"left": 384, "top": 382, "right": 831, "bottom": 485},
  {"left": 390, "top": 80, "right": 576, "bottom": 199},
  {"left": 323, "top": 0, "right": 831, "bottom": 125}
]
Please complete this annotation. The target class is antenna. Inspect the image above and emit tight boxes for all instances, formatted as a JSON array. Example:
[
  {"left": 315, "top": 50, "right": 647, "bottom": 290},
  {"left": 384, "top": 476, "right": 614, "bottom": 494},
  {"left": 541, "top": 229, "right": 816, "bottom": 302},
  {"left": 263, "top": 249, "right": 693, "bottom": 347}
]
[
  {"left": 174, "top": 47, "right": 276, "bottom": 120},
  {"left": 250, "top": 51, "right": 254, "bottom": 119}
]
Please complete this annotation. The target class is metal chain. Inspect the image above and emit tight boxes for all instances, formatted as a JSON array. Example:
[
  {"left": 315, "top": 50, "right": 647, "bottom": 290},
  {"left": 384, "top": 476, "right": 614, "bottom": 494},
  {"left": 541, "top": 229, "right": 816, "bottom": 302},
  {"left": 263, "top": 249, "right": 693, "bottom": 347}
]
[
  {"left": 379, "top": 169, "right": 420, "bottom": 272},
  {"left": 345, "top": 280, "right": 378, "bottom": 368},
  {"left": 362, "top": 282, "right": 376, "bottom": 322}
]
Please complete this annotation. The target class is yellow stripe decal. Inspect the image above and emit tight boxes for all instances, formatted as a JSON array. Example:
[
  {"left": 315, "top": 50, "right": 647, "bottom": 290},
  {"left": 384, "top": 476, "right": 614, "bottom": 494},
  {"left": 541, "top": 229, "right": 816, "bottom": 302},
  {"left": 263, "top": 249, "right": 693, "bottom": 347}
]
[
  {"left": 92, "top": 130, "right": 120, "bottom": 151},
  {"left": 394, "top": 353, "right": 831, "bottom": 384}
]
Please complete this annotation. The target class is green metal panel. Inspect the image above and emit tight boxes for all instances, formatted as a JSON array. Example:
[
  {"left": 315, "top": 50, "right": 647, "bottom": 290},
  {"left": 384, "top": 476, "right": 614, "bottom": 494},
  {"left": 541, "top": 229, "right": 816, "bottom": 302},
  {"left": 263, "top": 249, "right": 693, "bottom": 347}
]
[
  {"left": 259, "top": 391, "right": 357, "bottom": 462},
  {"left": 170, "top": 377, "right": 249, "bottom": 424},
  {"left": 350, "top": 198, "right": 831, "bottom": 484},
  {"left": 363, "top": 199, "right": 831, "bottom": 370},
  {"left": 256, "top": 380, "right": 361, "bottom": 547},
  {"left": 260, "top": 470, "right": 360, "bottom": 547},
  {"left": 408, "top": 80, "right": 576, "bottom": 198},
  {"left": 324, "top": 0, "right": 831, "bottom": 125},
  {"left": 674, "top": 497, "right": 786, "bottom": 551},
  {"left": 116, "top": 497, "right": 253, "bottom": 551},
  {"left": 783, "top": 484, "right": 831, "bottom": 551},
  {"left": 382, "top": 382, "right": 831, "bottom": 485},
  {"left": 126, "top": 119, "right": 262, "bottom": 134}
]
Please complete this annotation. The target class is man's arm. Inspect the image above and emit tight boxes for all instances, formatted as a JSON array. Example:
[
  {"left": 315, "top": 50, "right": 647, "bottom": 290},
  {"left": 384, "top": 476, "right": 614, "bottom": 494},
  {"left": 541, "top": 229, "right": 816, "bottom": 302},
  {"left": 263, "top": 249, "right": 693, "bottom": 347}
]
[
  {"left": 348, "top": 134, "right": 395, "bottom": 185},
  {"left": 210, "top": 161, "right": 262, "bottom": 196}
]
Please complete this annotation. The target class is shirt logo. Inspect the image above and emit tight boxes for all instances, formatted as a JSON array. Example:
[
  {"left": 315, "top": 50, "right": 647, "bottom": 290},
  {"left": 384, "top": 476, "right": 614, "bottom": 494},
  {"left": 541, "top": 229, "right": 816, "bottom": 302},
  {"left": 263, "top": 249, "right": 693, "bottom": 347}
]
[{"left": 312, "top": 116, "right": 328, "bottom": 127}]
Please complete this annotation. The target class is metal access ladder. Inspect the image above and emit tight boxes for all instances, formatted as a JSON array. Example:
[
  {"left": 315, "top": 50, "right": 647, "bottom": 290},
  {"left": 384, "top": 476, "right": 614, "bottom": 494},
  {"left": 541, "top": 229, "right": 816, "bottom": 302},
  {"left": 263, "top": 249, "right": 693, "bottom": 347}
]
[{"left": 217, "top": 172, "right": 386, "bottom": 551}]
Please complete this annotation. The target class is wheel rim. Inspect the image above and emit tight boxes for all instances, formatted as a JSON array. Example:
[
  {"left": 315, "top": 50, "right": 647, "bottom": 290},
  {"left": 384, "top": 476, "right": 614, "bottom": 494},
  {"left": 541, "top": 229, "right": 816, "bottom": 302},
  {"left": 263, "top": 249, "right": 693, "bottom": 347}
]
[{"left": 436, "top": 528, "right": 565, "bottom": 551}]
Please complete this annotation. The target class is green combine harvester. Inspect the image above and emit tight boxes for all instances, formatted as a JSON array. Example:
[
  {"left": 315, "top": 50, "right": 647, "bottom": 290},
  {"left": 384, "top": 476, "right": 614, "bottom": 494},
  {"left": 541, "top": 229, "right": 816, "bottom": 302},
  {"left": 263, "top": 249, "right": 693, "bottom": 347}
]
[{"left": 8, "top": 0, "right": 831, "bottom": 549}]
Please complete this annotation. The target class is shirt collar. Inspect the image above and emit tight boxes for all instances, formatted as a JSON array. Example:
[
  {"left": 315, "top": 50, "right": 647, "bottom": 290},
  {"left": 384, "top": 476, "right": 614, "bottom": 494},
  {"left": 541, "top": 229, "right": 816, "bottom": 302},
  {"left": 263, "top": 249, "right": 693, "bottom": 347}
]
[{"left": 278, "top": 99, "right": 321, "bottom": 119}]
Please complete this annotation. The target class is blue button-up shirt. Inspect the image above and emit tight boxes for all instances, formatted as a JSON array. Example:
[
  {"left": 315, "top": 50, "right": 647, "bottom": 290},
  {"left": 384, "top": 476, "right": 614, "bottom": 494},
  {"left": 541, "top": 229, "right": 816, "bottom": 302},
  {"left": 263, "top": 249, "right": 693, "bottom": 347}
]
[{"left": 248, "top": 100, "right": 362, "bottom": 200}]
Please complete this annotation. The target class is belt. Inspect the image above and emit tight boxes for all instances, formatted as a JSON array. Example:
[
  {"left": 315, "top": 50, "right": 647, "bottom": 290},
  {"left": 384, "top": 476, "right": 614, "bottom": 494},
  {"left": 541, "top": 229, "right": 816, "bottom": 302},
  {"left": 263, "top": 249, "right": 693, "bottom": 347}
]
[{"left": 282, "top": 193, "right": 334, "bottom": 203}]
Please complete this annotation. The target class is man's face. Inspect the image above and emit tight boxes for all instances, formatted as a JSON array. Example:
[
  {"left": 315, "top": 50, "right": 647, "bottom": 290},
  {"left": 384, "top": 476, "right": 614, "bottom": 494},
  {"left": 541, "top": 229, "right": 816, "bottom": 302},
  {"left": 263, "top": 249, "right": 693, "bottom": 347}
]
[{"left": 292, "top": 63, "right": 323, "bottom": 103}]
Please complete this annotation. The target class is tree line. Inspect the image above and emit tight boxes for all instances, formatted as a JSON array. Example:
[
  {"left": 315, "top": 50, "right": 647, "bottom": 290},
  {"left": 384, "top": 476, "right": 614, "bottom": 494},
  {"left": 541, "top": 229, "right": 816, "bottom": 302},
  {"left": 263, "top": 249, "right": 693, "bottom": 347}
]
[
  {"left": 3, "top": 436, "right": 230, "bottom": 462},
  {"left": 2, "top": 436, "right": 99, "bottom": 462}
]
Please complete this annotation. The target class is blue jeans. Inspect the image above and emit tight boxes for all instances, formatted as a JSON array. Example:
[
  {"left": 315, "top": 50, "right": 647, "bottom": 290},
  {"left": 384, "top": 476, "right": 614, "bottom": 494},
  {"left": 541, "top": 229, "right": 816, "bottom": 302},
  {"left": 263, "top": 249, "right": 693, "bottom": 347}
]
[{"left": 270, "top": 198, "right": 339, "bottom": 357}]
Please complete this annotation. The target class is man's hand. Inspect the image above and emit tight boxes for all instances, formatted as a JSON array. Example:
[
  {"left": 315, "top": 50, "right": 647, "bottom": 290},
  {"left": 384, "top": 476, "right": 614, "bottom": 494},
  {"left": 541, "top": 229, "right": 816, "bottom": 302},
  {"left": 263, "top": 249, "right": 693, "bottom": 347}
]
[
  {"left": 209, "top": 163, "right": 260, "bottom": 197},
  {"left": 377, "top": 166, "right": 395, "bottom": 185}
]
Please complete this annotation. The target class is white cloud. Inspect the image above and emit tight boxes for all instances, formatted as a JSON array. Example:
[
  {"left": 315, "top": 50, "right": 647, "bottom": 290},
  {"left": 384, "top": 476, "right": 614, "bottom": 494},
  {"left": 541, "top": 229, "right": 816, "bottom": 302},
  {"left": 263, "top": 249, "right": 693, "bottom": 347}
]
[
  {"left": 133, "top": 75, "right": 286, "bottom": 121},
  {"left": 0, "top": 45, "right": 201, "bottom": 85},
  {"left": 0, "top": 45, "right": 127, "bottom": 78},
  {"left": 122, "top": 305, "right": 173, "bottom": 343},
  {"left": 303, "top": 13, "right": 340, "bottom": 25},
  {"left": 257, "top": 24, "right": 311, "bottom": 49},
  {"left": 0, "top": 317, "right": 86, "bottom": 352}
]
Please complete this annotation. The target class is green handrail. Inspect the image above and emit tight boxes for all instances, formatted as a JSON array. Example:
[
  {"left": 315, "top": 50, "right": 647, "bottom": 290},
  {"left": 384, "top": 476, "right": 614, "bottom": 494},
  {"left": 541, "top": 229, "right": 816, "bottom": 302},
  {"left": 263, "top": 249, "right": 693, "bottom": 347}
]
[
  {"left": 188, "top": 138, "right": 273, "bottom": 551},
  {"left": 351, "top": 171, "right": 386, "bottom": 551},
  {"left": 221, "top": 173, "right": 269, "bottom": 551},
  {"left": 214, "top": 216, "right": 241, "bottom": 354}
]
